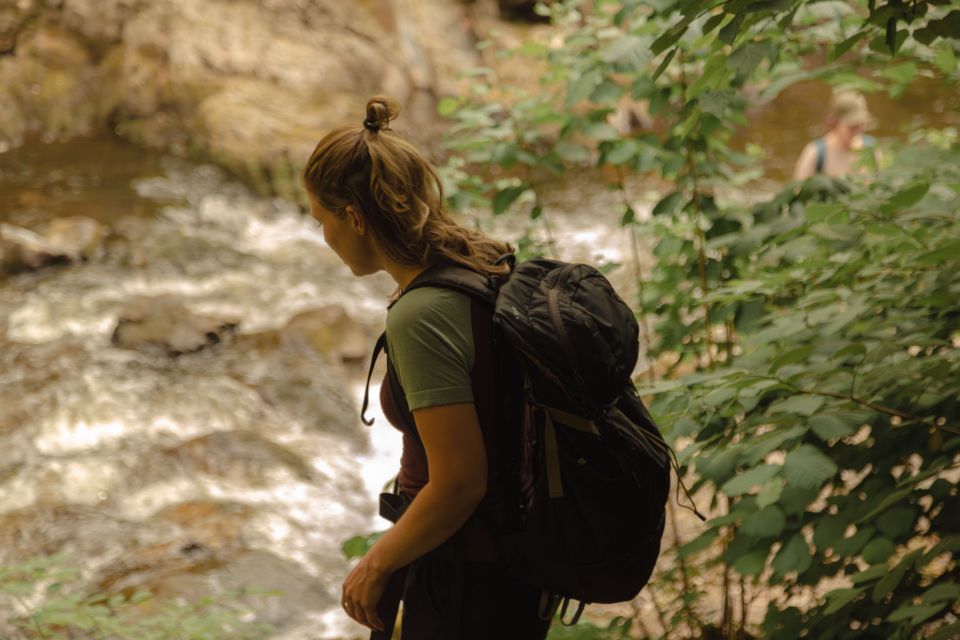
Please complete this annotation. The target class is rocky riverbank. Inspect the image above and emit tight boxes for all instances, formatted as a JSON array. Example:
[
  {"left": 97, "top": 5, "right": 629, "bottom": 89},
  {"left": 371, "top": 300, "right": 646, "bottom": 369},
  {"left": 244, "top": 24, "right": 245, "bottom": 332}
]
[{"left": 0, "top": 0, "right": 506, "bottom": 202}]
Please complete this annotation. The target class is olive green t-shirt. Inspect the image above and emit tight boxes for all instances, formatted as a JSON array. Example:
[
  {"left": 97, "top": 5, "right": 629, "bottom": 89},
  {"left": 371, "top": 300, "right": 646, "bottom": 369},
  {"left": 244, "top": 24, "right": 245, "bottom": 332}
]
[{"left": 386, "top": 287, "right": 475, "bottom": 411}]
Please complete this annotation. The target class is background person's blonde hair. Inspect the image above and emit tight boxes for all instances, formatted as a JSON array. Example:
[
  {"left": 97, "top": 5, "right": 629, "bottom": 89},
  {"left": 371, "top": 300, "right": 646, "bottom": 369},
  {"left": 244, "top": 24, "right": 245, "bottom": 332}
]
[{"left": 301, "top": 95, "right": 512, "bottom": 278}]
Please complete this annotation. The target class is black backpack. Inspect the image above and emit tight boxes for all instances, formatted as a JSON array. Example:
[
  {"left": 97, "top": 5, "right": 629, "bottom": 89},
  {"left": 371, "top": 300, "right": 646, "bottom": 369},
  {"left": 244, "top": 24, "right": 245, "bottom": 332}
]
[{"left": 362, "top": 256, "right": 685, "bottom": 625}]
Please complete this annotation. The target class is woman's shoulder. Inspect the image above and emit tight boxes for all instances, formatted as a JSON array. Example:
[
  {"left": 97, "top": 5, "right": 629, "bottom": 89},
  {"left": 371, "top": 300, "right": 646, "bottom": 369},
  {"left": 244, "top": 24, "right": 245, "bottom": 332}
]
[{"left": 386, "top": 286, "right": 472, "bottom": 334}]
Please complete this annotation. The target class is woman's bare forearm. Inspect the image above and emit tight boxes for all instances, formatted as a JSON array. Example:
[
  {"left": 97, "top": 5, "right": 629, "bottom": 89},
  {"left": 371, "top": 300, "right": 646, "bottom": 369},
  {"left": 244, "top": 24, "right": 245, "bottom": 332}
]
[{"left": 365, "top": 480, "right": 485, "bottom": 575}]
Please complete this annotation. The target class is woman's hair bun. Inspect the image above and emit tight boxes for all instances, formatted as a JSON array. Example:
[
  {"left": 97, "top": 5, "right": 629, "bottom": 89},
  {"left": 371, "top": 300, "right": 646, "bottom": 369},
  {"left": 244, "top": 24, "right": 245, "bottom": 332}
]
[{"left": 363, "top": 95, "right": 401, "bottom": 133}]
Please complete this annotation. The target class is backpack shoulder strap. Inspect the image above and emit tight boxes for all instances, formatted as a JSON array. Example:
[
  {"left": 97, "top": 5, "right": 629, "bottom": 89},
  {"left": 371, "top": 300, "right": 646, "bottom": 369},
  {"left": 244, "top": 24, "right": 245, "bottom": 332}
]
[
  {"left": 397, "top": 263, "right": 501, "bottom": 308},
  {"left": 814, "top": 137, "right": 826, "bottom": 174}
]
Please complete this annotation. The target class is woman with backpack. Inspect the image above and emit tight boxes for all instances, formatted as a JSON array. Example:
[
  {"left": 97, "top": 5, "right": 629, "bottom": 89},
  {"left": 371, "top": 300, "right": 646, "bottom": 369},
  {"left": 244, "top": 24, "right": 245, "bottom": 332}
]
[
  {"left": 301, "top": 95, "right": 551, "bottom": 639},
  {"left": 793, "top": 88, "right": 881, "bottom": 181}
]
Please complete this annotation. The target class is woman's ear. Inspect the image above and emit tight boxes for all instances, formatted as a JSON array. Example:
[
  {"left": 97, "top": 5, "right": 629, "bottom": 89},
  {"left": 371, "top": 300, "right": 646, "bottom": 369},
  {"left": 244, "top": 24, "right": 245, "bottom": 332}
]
[{"left": 345, "top": 205, "right": 365, "bottom": 235}]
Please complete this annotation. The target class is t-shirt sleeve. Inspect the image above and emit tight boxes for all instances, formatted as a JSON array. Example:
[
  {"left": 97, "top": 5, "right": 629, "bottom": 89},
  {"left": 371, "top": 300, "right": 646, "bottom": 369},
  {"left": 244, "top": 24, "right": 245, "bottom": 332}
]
[{"left": 385, "top": 287, "right": 475, "bottom": 411}]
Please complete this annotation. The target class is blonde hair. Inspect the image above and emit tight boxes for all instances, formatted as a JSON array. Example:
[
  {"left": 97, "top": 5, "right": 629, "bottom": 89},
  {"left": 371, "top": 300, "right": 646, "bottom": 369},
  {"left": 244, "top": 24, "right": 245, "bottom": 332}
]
[{"left": 301, "top": 95, "right": 512, "bottom": 277}]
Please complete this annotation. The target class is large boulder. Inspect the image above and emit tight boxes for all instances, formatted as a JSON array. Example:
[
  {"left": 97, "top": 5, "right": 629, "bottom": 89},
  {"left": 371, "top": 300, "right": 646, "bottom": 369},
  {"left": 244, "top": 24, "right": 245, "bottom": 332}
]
[
  {"left": 0, "top": 24, "right": 98, "bottom": 149},
  {"left": 0, "top": 0, "right": 487, "bottom": 197}
]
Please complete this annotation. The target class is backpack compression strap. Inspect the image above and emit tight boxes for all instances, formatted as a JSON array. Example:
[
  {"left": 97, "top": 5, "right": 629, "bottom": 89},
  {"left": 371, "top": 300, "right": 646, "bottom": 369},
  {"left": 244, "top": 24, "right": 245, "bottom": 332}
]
[{"left": 541, "top": 405, "right": 599, "bottom": 499}]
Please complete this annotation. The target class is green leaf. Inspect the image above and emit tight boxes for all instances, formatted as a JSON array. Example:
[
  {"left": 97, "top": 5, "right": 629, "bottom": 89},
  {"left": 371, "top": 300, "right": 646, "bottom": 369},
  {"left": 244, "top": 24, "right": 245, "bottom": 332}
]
[
  {"left": 872, "top": 551, "right": 919, "bottom": 601},
  {"left": 862, "top": 537, "right": 895, "bottom": 564},
  {"left": 810, "top": 415, "right": 857, "bottom": 441},
  {"left": 605, "top": 140, "right": 638, "bottom": 165},
  {"left": 734, "top": 547, "right": 768, "bottom": 576},
  {"left": 653, "top": 49, "right": 677, "bottom": 81},
  {"left": 858, "top": 486, "right": 911, "bottom": 523},
  {"left": 770, "top": 345, "right": 813, "bottom": 372},
  {"left": 721, "top": 464, "right": 780, "bottom": 496},
  {"left": 784, "top": 444, "right": 837, "bottom": 490},
  {"left": 772, "top": 533, "right": 812, "bottom": 577},
  {"left": 699, "top": 447, "right": 739, "bottom": 482},
  {"left": 437, "top": 97, "right": 461, "bottom": 118},
  {"left": 600, "top": 35, "right": 647, "bottom": 65},
  {"left": 921, "top": 583, "right": 960, "bottom": 604},
  {"left": 651, "top": 18, "right": 694, "bottom": 56},
  {"left": 876, "top": 506, "right": 915, "bottom": 538},
  {"left": 885, "top": 182, "right": 930, "bottom": 210},
  {"left": 635, "top": 379, "right": 684, "bottom": 395},
  {"left": 727, "top": 42, "right": 770, "bottom": 76},
  {"left": 518, "top": 41, "right": 548, "bottom": 58},
  {"left": 804, "top": 202, "right": 844, "bottom": 222},
  {"left": 652, "top": 191, "right": 686, "bottom": 216},
  {"left": 590, "top": 80, "right": 623, "bottom": 103},
  {"left": 809, "top": 223, "right": 860, "bottom": 242},
  {"left": 824, "top": 586, "right": 866, "bottom": 614},
  {"left": 934, "top": 44, "right": 957, "bottom": 76},
  {"left": 916, "top": 241, "right": 960, "bottom": 266},
  {"left": 342, "top": 534, "right": 374, "bottom": 559},
  {"left": 719, "top": 13, "right": 744, "bottom": 46},
  {"left": 813, "top": 515, "right": 847, "bottom": 552},
  {"left": 678, "top": 529, "right": 719, "bottom": 559},
  {"left": 553, "top": 141, "right": 591, "bottom": 164},
  {"left": 566, "top": 69, "right": 602, "bottom": 107},
  {"left": 887, "top": 603, "right": 947, "bottom": 624},
  {"left": 492, "top": 186, "right": 527, "bottom": 215},
  {"left": 881, "top": 62, "right": 917, "bottom": 86},
  {"left": 741, "top": 505, "right": 787, "bottom": 538},
  {"left": 130, "top": 590, "right": 152, "bottom": 604},
  {"left": 582, "top": 122, "right": 620, "bottom": 142},
  {"left": 770, "top": 395, "right": 825, "bottom": 416},
  {"left": 756, "top": 479, "right": 784, "bottom": 508},
  {"left": 702, "top": 12, "right": 727, "bottom": 35},
  {"left": 830, "top": 31, "right": 867, "bottom": 61},
  {"left": 850, "top": 564, "right": 888, "bottom": 584}
]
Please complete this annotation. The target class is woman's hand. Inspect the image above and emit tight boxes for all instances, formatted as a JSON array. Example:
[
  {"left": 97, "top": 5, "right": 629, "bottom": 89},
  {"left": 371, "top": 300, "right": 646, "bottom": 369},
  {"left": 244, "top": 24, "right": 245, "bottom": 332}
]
[
  {"left": 341, "top": 554, "right": 390, "bottom": 631},
  {"left": 340, "top": 402, "right": 487, "bottom": 631}
]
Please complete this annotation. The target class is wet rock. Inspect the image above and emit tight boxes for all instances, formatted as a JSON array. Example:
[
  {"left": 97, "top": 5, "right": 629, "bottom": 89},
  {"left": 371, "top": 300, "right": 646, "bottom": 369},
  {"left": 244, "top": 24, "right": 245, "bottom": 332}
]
[
  {"left": 0, "top": 223, "right": 66, "bottom": 270},
  {"left": 223, "top": 328, "right": 364, "bottom": 442},
  {"left": 282, "top": 305, "right": 371, "bottom": 365},
  {"left": 206, "top": 549, "right": 337, "bottom": 628},
  {"left": 0, "top": 216, "right": 108, "bottom": 271},
  {"left": 161, "top": 430, "right": 316, "bottom": 484},
  {"left": 42, "top": 215, "right": 110, "bottom": 259},
  {"left": 0, "top": 504, "right": 133, "bottom": 561},
  {"left": 0, "top": 26, "right": 98, "bottom": 147},
  {"left": 111, "top": 294, "right": 238, "bottom": 355}
]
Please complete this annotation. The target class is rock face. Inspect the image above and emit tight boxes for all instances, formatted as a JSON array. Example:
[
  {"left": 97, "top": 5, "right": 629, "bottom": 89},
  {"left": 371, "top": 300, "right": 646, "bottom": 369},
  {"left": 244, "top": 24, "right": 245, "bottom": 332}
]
[
  {"left": 0, "top": 0, "right": 485, "bottom": 197},
  {"left": 111, "top": 294, "right": 238, "bottom": 355}
]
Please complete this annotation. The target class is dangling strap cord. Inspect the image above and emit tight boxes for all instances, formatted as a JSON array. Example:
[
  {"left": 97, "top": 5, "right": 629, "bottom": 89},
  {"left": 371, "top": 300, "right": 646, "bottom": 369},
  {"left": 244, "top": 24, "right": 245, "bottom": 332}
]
[
  {"left": 360, "top": 333, "right": 386, "bottom": 426},
  {"left": 668, "top": 445, "right": 707, "bottom": 522},
  {"left": 538, "top": 590, "right": 562, "bottom": 622},
  {"left": 625, "top": 421, "right": 706, "bottom": 522},
  {"left": 560, "top": 598, "right": 587, "bottom": 626}
]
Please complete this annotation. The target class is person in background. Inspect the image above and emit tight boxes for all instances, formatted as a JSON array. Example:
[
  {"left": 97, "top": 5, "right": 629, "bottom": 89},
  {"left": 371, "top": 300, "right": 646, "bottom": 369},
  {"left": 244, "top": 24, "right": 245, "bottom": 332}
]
[{"left": 793, "top": 88, "right": 881, "bottom": 181}]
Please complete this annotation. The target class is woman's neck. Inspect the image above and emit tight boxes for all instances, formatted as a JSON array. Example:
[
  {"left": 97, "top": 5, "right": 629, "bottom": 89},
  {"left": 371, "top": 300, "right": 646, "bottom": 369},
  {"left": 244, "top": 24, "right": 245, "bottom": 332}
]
[
  {"left": 384, "top": 261, "right": 429, "bottom": 292},
  {"left": 826, "top": 129, "right": 854, "bottom": 151}
]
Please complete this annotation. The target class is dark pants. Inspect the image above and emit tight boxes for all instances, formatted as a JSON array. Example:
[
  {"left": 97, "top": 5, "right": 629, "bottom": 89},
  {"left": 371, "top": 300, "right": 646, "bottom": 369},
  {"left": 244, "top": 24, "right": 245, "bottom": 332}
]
[{"left": 400, "top": 534, "right": 551, "bottom": 640}]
